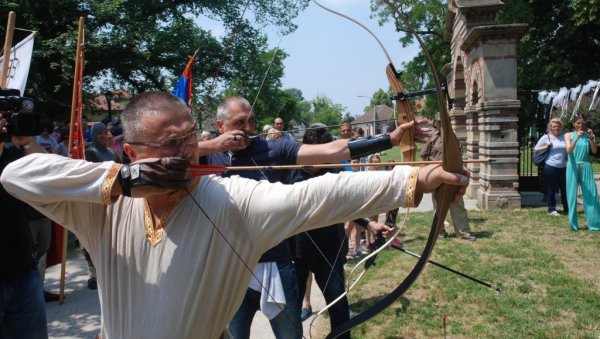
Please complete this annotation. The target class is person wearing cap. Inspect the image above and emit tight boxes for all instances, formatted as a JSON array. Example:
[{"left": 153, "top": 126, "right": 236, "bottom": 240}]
[
  {"left": 199, "top": 96, "right": 429, "bottom": 339},
  {"left": 421, "top": 114, "right": 476, "bottom": 241},
  {"left": 111, "top": 119, "right": 124, "bottom": 136}
]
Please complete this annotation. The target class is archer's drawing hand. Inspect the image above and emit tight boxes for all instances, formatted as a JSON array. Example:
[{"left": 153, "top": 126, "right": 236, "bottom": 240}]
[
  {"left": 416, "top": 164, "right": 470, "bottom": 204},
  {"left": 211, "top": 130, "right": 249, "bottom": 152}
]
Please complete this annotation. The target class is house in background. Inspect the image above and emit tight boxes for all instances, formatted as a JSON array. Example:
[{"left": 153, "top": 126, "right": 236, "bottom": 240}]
[
  {"left": 351, "top": 104, "right": 395, "bottom": 136},
  {"left": 351, "top": 99, "right": 426, "bottom": 136},
  {"left": 86, "top": 88, "right": 131, "bottom": 122}
]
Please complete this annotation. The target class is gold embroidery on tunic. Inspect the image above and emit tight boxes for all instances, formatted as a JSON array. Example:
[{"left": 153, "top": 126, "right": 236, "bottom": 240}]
[
  {"left": 143, "top": 178, "right": 200, "bottom": 246},
  {"left": 102, "top": 164, "right": 123, "bottom": 205},
  {"left": 405, "top": 167, "right": 419, "bottom": 208}
]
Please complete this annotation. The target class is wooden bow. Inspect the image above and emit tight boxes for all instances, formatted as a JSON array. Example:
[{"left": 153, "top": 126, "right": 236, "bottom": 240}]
[
  {"left": 324, "top": 1, "right": 464, "bottom": 338},
  {"left": 312, "top": 0, "right": 416, "bottom": 163}
]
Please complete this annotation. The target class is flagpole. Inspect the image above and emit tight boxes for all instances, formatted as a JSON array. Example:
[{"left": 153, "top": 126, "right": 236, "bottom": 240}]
[
  {"left": 0, "top": 11, "right": 16, "bottom": 88},
  {"left": 59, "top": 16, "right": 85, "bottom": 305}
]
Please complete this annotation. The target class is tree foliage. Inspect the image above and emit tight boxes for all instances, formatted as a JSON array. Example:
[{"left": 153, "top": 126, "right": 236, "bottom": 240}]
[
  {"left": 0, "top": 0, "right": 309, "bottom": 119},
  {"left": 498, "top": 0, "right": 600, "bottom": 90},
  {"left": 369, "top": 0, "right": 600, "bottom": 118},
  {"left": 363, "top": 88, "right": 393, "bottom": 112},
  {"left": 311, "top": 96, "right": 345, "bottom": 128},
  {"left": 370, "top": 0, "right": 450, "bottom": 117}
]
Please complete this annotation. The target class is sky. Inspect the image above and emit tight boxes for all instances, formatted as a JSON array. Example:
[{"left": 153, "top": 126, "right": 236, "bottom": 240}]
[
  {"left": 266, "top": 0, "right": 419, "bottom": 116},
  {"left": 197, "top": 0, "right": 420, "bottom": 117}
]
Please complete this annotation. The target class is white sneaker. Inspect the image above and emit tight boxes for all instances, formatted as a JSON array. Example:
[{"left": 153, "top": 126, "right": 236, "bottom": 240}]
[{"left": 548, "top": 211, "right": 560, "bottom": 216}]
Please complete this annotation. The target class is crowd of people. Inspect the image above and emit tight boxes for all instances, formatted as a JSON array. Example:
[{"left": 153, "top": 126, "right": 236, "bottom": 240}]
[
  {"left": 5, "top": 89, "right": 598, "bottom": 338},
  {"left": 534, "top": 115, "right": 600, "bottom": 230}
]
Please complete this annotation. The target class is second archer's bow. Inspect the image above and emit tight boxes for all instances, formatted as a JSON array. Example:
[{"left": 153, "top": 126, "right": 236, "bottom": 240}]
[
  {"left": 307, "top": 1, "right": 418, "bottom": 331},
  {"left": 312, "top": 0, "right": 416, "bottom": 164},
  {"left": 323, "top": 1, "right": 465, "bottom": 338}
]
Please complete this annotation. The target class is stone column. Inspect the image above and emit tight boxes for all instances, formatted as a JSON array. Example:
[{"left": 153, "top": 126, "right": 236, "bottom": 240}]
[{"left": 460, "top": 24, "right": 527, "bottom": 209}]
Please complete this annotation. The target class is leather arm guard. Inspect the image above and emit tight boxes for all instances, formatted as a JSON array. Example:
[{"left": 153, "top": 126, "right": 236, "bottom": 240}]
[{"left": 347, "top": 134, "right": 393, "bottom": 159}]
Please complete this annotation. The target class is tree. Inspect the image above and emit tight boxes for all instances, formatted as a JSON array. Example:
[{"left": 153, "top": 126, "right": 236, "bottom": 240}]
[
  {"left": 311, "top": 95, "right": 345, "bottom": 128},
  {"left": 342, "top": 112, "right": 355, "bottom": 123},
  {"left": 369, "top": 0, "right": 600, "bottom": 119},
  {"left": 0, "top": 0, "right": 309, "bottom": 119},
  {"left": 364, "top": 88, "right": 393, "bottom": 112},
  {"left": 497, "top": 0, "right": 600, "bottom": 90},
  {"left": 370, "top": 0, "right": 450, "bottom": 117}
]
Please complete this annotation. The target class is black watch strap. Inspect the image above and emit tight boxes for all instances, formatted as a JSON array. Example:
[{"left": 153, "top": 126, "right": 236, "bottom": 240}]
[{"left": 119, "top": 165, "right": 132, "bottom": 197}]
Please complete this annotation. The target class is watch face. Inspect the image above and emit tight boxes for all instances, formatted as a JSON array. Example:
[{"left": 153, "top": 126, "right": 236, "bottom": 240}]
[{"left": 130, "top": 164, "right": 140, "bottom": 180}]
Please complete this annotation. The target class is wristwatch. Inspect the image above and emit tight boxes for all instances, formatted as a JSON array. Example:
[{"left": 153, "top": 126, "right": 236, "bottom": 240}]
[
  {"left": 119, "top": 164, "right": 141, "bottom": 197},
  {"left": 119, "top": 165, "right": 132, "bottom": 196}
]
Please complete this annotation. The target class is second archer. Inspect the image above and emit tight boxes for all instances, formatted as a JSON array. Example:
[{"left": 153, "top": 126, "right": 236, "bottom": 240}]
[{"left": 198, "top": 96, "right": 429, "bottom": 339}]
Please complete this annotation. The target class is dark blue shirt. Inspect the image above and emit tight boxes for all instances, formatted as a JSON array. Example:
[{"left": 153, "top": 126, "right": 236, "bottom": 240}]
[{"left": 203, "top": 138, "right": 302, "bottom": 262}]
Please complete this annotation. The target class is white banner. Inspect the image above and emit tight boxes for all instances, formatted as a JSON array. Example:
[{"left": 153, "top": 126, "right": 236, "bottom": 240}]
[{"left": 0, "top": 33, "right": 35, "bottom": 95}]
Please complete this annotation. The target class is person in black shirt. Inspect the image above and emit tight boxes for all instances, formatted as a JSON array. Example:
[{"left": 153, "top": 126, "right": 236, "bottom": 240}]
[
  {"left": 0, "top": 122, "right": 48, "bottom": 338},
  {"left": 289, "top": 123, "right": 395, "bottom": 338}
]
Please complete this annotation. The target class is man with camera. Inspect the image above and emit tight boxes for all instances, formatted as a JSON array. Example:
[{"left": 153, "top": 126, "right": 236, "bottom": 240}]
[{"left": 0, "top": 111, "right": 47, "bottom": 338}]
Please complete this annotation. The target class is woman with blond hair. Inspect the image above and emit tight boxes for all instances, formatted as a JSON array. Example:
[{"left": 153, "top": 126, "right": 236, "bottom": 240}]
[
  {"left": 564, "top": 115, "right": 600, "bottom": 231},
  {"left": 265, "top": 128, "right": 283, "bottom": 141},
  {"left": 534, "top": 118, "right": 568, "bottom": 216}
]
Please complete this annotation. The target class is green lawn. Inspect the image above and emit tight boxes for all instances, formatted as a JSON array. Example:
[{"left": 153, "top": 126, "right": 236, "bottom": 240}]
[{"left": 329, "top": 209, "right": 600, "bottom": 338}]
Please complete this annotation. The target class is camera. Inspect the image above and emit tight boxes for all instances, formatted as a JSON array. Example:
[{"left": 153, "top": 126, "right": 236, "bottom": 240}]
[{"left": 0, "top": 88, "right": 40, "bottom": 142}]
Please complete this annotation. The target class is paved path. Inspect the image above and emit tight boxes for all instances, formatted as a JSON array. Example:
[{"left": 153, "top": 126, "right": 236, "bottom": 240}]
[{"left": 44, "top": 192, "right": 479, "bottom": 338}]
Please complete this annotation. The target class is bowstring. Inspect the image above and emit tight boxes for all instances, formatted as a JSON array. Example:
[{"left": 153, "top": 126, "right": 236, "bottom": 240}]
[
  {"left": 238, "top": 24, "right": 353, "bottom": 330},
  {"left": 249, "top": 37, "right": 283, "bottom": 114},
  {"left": 184, "top": 185, "right": 307, "bottom": 338},
  {"left": 198, "top": 0, "right": 252, "bottom": 119},
  {"left": 307, "top": 208, "right": 410, "bottom": 337}
]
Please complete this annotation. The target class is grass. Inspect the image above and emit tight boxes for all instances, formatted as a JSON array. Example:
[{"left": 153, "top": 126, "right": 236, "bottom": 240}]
[
  {"left": 313, "top": 139, "right": 600, "bottom": 337},
  {"left": 328, "top": 209, "right": 600, "bottom": 338},
  {"left": 379, "top": 145, "right": 420, "bottom": 163}
]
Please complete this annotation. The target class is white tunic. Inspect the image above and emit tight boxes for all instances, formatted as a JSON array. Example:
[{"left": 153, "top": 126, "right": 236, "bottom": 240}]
[{"left": 1, "top": 153, "right": 418, "bottom": 339}]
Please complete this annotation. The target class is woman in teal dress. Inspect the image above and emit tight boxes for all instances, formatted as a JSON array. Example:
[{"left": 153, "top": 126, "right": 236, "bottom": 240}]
[{"left": 565, "top": 115, "right": 600, "bottom": 231}]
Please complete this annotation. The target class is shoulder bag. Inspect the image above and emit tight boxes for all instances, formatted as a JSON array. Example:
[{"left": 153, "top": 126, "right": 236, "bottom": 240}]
[{"left": 532, "top": 134, "right": 552, "bottom": 166}]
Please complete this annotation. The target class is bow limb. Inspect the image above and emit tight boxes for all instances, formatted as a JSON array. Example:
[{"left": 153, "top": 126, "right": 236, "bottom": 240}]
[
  {"left": 312, "top": 0, "right": 416, "bottom": 162},
  {"left": 386, "top": 64, "right": 416, "bottom": 162}
]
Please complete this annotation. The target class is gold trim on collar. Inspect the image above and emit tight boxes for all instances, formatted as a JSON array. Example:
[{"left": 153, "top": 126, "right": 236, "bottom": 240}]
[{"left": 143, "top": 177, "right": 200, "bottom": 246}]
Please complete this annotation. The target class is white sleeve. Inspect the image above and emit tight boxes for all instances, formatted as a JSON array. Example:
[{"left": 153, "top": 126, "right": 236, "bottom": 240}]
[
  {"left": 534, "top": 135, "right": 549, "bottom": 149},
  {"left": 0, "top": 153, "right": 121, "bottom": 233},
  {"left": 227, "top": 166, "right": 419, "bottom": 250}
]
